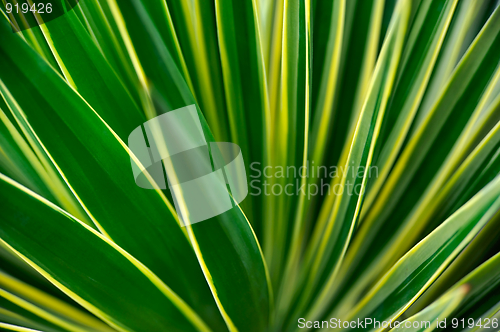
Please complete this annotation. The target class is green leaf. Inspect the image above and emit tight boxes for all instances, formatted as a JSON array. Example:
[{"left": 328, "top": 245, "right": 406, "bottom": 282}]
[
  {"left": 0, "top": 270, "right": 114, "bottom": 332},
  {"left": 0, "top": 106, "right": 54, "bottom": 201},
  {"left": 274, "top": 0, "right": 344, "bottom": 326},
  {"left": 318, "top": 0, "right": 385, "bottom": 172},
  {"left": 410, "top": 0, "right": 489, "bottom": 131},
  {"left": 342, "top": 174, "right": 500, "bottom": 331},
  {"left": 0, "top": 296, "right": 67, "bottom": 332},
  {"left": 335, "top": 6, "right": 500, "bottom": 315},
  {"left": 255, "top": 0, "right": 275, "bottom": 74},
  {"left": 405, "top": 250, "right": 500, "bottom": 332},
  {"left": 77, "top": 0, "right": 142, "bottom": 105},
  {"left": 36, "top": 7, "right": 145, "bottom": 142},
  {"left": 0, "top": 322, "right": 44, "bottom": 332},
  {"left": 408, "top": 201, "right": 500, "bottom": 314},
  {"left": 463, "top": 301, "right": 500, "bottom": 332},
  {"left": 0, "top": 84, "right": 89, "bottom": 225},
  {"left": 0, "top": 17, "right": 226, "bottom": 331},
  {"left": 212, "top": 0, "right": 271, "bottom": 233},
  {"left": 162, "top": 0, "right": 230, "bottom": 142},
  {"left": 1, "top": 8, "right": 59, "bottom": 72},
  {"left": 311, "top": 0, "right": 386, "bottom": 238},
  {"left": 0, "top": 307, "right": 62, "bottom": 332},
  {"left": 308, "top": 0, "right": 344, "bottom": 168},
  {"left": 0, "top": 174, "right": 211, "bottom": 332},
  {"left": 366, "top": 0, "right": 460, "bottom": 213},
  {"left": 97, "top": 2, "right": 272, "bottom": 330},
  {"left": 291, "top": 0, "right": 410, "bottom": 325},
  {"left": 389, "top": 285, "right": 469, "bottom": 332},
  {"left": 264, "top": 2, "right": 312, "bottom": 324}
]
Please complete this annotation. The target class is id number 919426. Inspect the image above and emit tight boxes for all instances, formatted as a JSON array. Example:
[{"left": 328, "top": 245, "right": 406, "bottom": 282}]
[
  {"left": 5, "top": 2, "right": 52, "bottom": 14},
  {"left": 451, "top": 318, "right": 498, "bottom": 329}
]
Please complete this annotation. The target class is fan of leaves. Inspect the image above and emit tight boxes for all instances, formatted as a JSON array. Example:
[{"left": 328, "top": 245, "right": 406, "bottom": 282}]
[{"left": 1, "top": 0, "right": 500, "bottom": 331}]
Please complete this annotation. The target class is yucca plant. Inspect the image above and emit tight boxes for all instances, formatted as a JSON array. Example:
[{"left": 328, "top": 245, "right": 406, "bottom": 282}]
[{"left": 1, "top": 0, "right": 500, "bottom": 331}]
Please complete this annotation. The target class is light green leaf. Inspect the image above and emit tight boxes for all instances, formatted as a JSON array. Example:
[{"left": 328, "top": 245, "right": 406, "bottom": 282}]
[
  {"left": 0, "top": 307, "right": 61, "bottom": 332},
  {"left": 365, "top": 0, "right": 459, "bottom": 214},
  {"left": 311, "top": 0, "right": 386, "bottom": 239},
  {"left": 336, "top": 6, "right": 500, "bottom": 315},
  {"left": 294, "top": 1, "right": 410, "bottom": 325},
  {"left": 162, "top": 0, "right": 230, "bottom": 142},
  {"left": 263, "top": 0, "right": 312, "bottom": 295},
  {"left": 342, "top": 174, "right": 500, "bottom": 331},
  {"left": 389, "top": 285, "right": 469, "bottom": 332},
  {"left": 0, "top": 270, "right": 114, "bottom": 332},
  {"left": 0, "top": 322, "right": 44, "bottom": 332},
  {"left": 408, "top": 250, "right": 500, "bottom": 332},
  {"left": 213, "top": 0, "right": 271, "bottom": 232}
]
